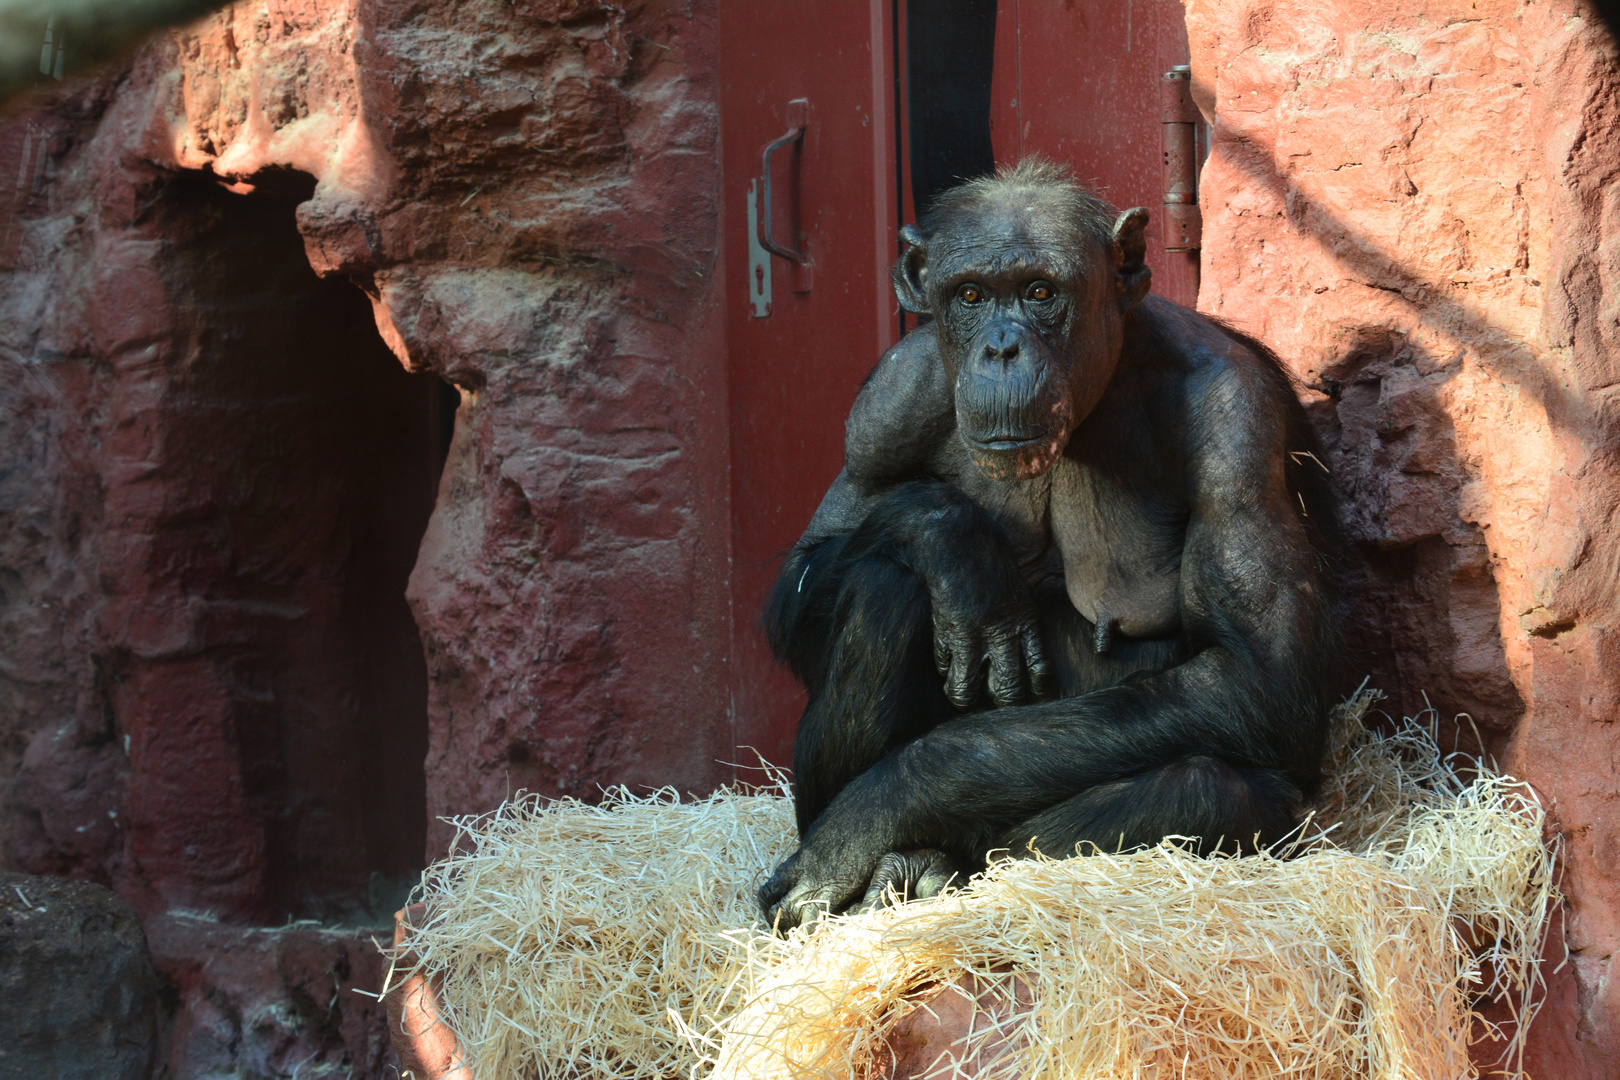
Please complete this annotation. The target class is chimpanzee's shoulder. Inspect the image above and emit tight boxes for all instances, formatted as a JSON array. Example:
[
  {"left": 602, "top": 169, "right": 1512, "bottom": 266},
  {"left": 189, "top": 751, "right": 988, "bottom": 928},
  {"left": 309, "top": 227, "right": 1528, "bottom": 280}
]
[
  {"left": 1136, "top": 300, "right": 1308, "bottom": 498},
  {"left": 843, "top": 321, "right": 957, "bottom": 486},
  {"left": 1134, "top": 302, "right": 1292, "bottom": 432}
]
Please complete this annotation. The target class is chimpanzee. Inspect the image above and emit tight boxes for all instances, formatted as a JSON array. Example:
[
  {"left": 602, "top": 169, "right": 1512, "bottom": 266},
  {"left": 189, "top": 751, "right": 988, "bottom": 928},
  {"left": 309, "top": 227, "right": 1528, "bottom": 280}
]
[{"left": 758, "top": 160, "right": 1343, "bottom": 931}]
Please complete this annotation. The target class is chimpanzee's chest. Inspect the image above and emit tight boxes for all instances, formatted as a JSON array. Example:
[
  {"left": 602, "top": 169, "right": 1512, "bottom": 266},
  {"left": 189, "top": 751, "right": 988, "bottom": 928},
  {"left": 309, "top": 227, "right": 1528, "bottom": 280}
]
[
  {"left": 1046, "top": 455, "right": 1187, "bottom": 642},
  {"left": 938, "top": 438, "right": 1189, "bottom": 643}
]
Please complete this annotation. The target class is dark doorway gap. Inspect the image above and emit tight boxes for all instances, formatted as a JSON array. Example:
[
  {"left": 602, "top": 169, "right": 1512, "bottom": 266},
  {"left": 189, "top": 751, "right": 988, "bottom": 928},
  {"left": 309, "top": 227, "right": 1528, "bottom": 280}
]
[
  {"left": 896, "top": 0, "right": 999, "bottom": 337},
  {"left": 906, "top": 0, "right": 998, "bottom": 217},
  {"left": 148, "top": 170, "right": 451, "bottom": 923}
]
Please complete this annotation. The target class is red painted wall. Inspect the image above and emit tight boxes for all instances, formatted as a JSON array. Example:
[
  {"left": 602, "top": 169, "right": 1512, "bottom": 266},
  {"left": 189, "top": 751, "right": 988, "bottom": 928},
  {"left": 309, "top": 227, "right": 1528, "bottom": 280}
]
[
  {"left": 720, "top": 2, "right": 903, "bottom": 765},
  {"left": 990, "top": 0, "right": 1200, "bottom": 306}
]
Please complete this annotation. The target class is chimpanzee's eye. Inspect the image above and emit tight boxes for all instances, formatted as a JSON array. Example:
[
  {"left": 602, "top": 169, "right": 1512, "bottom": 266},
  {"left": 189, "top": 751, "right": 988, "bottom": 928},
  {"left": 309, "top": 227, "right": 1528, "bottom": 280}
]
[
  {"left": 958, "top": 284, "right": 984, "bottom": 304},
  {"left": 1027, "top": 281, "right": 1054, "bottom": 302}
]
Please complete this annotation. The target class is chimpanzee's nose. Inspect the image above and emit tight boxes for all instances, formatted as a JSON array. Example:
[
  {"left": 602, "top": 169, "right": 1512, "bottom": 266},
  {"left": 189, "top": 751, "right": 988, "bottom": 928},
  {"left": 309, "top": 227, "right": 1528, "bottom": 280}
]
[{"left": 983, "top": 328, "right": 1020, "bottom": 362}]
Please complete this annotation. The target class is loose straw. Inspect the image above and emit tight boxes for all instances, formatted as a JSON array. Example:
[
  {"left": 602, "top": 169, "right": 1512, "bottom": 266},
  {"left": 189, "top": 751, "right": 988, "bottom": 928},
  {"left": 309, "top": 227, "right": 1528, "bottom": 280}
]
[{"left": 385, "top": 688, "right": 1558, "bottom": 1080}]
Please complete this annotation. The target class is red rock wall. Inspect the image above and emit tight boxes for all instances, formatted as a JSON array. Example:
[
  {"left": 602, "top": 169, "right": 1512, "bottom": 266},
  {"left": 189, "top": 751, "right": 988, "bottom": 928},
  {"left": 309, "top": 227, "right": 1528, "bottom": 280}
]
[
  {"left": 3, "top": 0, "right": 733, "bottom": 880},
  {"left": 1185, "top": 1, "right": 1620, "bottom": 1073},
  {"left": 1, "top": 0, "right": 731, "bottom": 1074},
  {"left": 344, "top": 1, "right": 734, "bottom": 850}
]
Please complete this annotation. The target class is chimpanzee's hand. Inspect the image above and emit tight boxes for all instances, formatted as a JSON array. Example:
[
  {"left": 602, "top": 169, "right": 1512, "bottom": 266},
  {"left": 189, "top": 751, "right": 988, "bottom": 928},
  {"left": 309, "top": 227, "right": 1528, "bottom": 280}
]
[
  {"left": 758, "top": 798, "right": 894, "bottom": 933},
  {"left": 856, "top": 481, "right": 1052, "bottom": 710},
  {"left": 758, "top": 842, "right": 871, "bottom": 933},
  {"left": 924, "top": 549, "right": 1051, "bottom": 709}
]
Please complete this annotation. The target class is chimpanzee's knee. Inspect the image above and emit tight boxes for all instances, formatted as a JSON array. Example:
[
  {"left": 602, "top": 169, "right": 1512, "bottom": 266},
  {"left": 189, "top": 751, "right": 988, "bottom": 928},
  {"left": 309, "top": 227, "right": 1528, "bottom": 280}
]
[{"left": 1148, "top": 755, "right": 1302, "bottom": 853}]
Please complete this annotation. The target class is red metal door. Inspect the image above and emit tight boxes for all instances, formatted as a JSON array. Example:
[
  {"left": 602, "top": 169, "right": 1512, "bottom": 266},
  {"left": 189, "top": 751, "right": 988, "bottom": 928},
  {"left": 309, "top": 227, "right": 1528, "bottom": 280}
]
[
  {"left": 990, "top": 1, "right": 1200, "bottom": 307},
  {"left": 721, "top": 3, "right": 901, "bottom": 766},
  {"left": 720, "top": 1, "right": 1198, "bottom": 771}
]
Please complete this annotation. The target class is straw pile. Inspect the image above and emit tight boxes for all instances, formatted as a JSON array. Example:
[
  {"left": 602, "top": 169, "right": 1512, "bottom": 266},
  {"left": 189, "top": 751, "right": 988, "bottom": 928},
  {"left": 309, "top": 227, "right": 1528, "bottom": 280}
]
[{"left": 385, "top": 689, "right": 1557, "bottom": 1080}]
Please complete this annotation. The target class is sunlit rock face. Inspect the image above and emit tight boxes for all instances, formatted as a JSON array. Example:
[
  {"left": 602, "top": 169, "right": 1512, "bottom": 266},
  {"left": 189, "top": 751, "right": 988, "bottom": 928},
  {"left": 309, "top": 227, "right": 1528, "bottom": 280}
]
[
  {"left": 1186, "top": 1, "right": 1620, "bottom": 1074},
  {"left": 2, "top": 0, "right": 730, "bottom": 1074}
]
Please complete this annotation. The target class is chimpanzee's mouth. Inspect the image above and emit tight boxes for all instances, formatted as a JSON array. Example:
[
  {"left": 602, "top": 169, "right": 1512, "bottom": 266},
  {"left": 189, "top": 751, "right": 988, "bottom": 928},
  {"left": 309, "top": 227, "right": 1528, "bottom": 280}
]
[{"left": 967, "top": 432, "right": 1047, "bottom": 453}]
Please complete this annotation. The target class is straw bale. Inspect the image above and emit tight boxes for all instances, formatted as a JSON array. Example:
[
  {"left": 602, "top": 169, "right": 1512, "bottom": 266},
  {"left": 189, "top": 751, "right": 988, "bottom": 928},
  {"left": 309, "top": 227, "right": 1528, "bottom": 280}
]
[
  {"left": 385, "top": 783, "right": 797, "bottom": 1079},
  {"left": 385, "top": 689, "right": 1557, "bottom": 1080}
]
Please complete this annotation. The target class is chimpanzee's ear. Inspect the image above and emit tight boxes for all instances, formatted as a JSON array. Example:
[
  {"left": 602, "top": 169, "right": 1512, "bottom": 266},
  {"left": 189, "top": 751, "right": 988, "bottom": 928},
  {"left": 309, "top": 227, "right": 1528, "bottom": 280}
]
[
  {"left": 893, "top": 223, "right": 930, "bottom": 314},
  {"left": 1111, "top": 207, "right": 1152, "bottom": 311}
]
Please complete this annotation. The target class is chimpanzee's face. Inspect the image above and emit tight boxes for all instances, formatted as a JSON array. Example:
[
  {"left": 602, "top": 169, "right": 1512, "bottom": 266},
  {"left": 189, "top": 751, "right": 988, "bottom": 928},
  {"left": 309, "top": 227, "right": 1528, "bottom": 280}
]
[{"left": 895, "top": 194, "right": 1148, "bottom": 482}]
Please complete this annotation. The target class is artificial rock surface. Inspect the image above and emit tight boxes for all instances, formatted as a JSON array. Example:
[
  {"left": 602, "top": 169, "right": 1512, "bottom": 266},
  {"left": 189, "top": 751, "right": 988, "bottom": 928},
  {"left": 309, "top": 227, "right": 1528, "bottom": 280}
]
[
  {"left": 0, "top": 870, "right": 161, "bottom": 1080},
  {"left": 4, "top": 0, "right": 1620, "bottom": 1077},
  {"left": 144, "top": 910, "right": 396, "bottom": 1079},
  {"left": 1185, "top": 1, "right": 1620, "bottom": 1073},
  {"left": 2, "top": 0, "right": 730, "bottom": 1075}
]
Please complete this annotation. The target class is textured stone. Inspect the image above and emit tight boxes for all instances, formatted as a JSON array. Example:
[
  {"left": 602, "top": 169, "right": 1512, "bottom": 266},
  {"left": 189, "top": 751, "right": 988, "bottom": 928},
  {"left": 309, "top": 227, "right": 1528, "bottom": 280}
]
[
  {"left": 3, "top": 0, "right": 731, "bottom": 1073},
  {"left": 385, "top": 904, "right": 464, "bottom": 1080},
  {"left": 2, "top": 0, "right": 732, "bottom": 879},
  {"left": 0, "top": 870, "right": 161, "bottom": 1080},
  {"left": 3, "top": 161, "right": 444, "bottom": 923},
  {"left": 144, "top": 911, "right": 396, "bottom": 1079},
  {"left": 1184, "top": 1, "right": 1620, "bottom": 1073},
  {"left": 2, "top": 1, "right": 730, "bottom": 1074}
]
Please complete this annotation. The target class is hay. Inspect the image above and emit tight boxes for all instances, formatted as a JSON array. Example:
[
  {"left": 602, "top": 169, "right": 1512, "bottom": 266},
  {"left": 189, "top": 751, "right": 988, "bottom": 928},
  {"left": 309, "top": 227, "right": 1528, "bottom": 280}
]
[
  {"left": 385, "top": 688, "right": 1558, "bottom": 1080},
  {"left": 384, "top": 783, "right": 797, "bottom": 1079}
]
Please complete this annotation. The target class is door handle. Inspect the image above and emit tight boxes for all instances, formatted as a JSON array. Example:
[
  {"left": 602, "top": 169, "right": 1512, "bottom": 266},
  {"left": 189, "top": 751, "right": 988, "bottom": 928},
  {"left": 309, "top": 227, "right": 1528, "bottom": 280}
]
[{"left": 758, "top": 99, "right": 813, "bottom": 293}]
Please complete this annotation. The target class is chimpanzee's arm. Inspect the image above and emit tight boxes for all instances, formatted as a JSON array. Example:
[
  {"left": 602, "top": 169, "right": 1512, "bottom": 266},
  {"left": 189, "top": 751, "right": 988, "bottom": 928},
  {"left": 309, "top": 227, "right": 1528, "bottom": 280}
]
[
  {"left": 767, "top": 326, "right": 952, "bottom": 645},
  {"left": 767, "top": 324, "right": 1047, "bottom": 708},
  {"left": 761, "top": 361, "right": 1339, "bottom": 927},
  {"left": 769, "top": 479, "right": 1051, "bottom": 705}
]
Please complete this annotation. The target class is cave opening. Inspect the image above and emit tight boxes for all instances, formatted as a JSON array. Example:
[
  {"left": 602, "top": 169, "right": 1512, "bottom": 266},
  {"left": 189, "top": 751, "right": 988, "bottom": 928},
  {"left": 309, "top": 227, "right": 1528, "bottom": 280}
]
[{"left": 142, "top": 168, "right": 453, "bottom": 924}]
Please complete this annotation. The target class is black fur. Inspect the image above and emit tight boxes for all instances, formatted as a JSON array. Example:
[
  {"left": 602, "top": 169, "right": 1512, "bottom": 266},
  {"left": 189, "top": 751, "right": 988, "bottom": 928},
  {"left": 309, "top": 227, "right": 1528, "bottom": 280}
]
[{"left": 758, "top": 161, "right": 1344, "bottom": 931}]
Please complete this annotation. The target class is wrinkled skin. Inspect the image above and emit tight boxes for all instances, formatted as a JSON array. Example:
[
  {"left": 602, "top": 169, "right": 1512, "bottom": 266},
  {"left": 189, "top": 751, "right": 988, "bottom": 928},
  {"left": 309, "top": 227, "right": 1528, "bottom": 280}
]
[{"left": 760, "top": 164, "right": 1343, "bottom": 932}]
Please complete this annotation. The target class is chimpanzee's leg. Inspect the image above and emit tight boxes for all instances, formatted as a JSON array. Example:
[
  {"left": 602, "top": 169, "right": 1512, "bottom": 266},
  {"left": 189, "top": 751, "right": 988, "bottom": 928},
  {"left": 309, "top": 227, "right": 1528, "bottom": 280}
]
[
  {"left": 785, "top": 546, "right": 955, "bottom": 836},
  {"left": 999, "top": 755, "right": 1303, "bottom": 859},
  {"left": 771, "top": 522, "right": 1194, "bottom": 842}
]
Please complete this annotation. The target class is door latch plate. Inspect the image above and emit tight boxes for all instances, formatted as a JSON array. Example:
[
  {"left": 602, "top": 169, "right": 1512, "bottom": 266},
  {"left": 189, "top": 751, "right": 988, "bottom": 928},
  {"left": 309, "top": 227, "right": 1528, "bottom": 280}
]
[{"left": 747, "top": 177, "right": 772, "bottom": 318}]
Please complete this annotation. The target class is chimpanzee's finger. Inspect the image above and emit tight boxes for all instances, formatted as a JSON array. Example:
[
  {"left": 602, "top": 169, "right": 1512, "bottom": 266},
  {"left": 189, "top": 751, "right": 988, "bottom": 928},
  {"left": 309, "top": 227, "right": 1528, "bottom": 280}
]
[
  {"left": 855, "top": 850, "right": 963, "bottom": 914},
  {"left": 1022, "top": 626, "right": 1052, "bottom": 699},
  {"left": 986, "top": 629, "right": 1026, "bottom": 707},
  {"left": 910, "top": 849, "right": 963, "bottom": 898},
  {"left": 932, "top": 614, "right": 952, "bottom": 677},
  {"left": 945, "top": 641, "right": 982, "bottom": 709}
]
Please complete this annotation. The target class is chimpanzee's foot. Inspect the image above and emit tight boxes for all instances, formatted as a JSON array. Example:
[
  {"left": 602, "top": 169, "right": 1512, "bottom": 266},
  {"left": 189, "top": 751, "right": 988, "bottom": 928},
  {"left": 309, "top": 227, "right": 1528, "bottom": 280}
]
[{"left": 854, "top": 848, "right": 964, "bottom": 912}]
